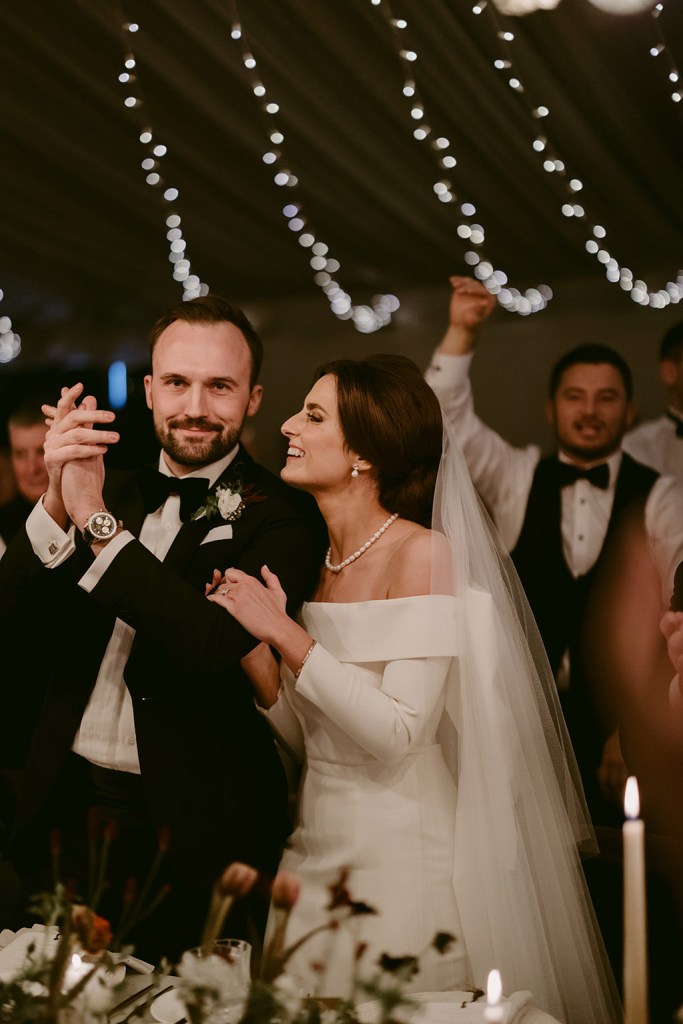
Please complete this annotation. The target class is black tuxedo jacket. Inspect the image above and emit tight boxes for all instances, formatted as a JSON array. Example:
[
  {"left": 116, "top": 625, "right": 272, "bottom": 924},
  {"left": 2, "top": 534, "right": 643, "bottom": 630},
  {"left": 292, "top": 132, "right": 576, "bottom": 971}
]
[
  {"left": 0, "top": 495, "right": 42, "bottom": 768},
  {"left": 0, "top": 446, "right": 327, "bottom": 891}
]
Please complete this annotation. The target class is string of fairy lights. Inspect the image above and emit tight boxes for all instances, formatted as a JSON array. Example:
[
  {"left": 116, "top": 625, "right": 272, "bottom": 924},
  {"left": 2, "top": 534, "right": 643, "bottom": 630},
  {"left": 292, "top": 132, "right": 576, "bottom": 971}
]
[
  {"left": 465, "top": 0, "right": 683, "bottom": 310},
  {"left": 116, "top": 11, "right": 209, "bottom": 301},
  {"left": 228, "top": 0, "right": 399, "bottom": 333},
  {"left": 0, "top": 292, "right": 21, "bottom": 364},
  {"left": 650, "top": 2, "right": 682, "bottom": 106},
  {"left": 114, "top": 0, "right": 680, "bottom": 327},
  {"left": 371, "top": 0, "right": 682, "bottom": 313},
  {"left": 372, "top": 0, "right": 554, "bottom": 316}
]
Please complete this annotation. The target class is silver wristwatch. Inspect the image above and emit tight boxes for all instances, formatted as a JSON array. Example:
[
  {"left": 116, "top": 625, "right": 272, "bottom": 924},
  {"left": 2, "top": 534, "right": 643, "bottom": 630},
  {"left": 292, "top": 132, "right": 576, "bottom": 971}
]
[{"left": 82, "top": 509, "right": 122, "bottom": 546}]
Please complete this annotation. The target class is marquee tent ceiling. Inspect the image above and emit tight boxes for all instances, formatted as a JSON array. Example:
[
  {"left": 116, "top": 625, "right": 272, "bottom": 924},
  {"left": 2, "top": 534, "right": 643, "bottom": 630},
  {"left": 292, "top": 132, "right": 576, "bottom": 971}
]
[{"left": 0, "top": 0, "right": 681, "bottom": 370}]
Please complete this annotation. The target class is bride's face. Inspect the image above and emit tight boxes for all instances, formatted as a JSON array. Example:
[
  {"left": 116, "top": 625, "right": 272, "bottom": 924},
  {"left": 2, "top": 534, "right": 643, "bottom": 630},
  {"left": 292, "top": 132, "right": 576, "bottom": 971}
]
[{"left": 281, "top": 374, "right": 356, "bottom": 491}]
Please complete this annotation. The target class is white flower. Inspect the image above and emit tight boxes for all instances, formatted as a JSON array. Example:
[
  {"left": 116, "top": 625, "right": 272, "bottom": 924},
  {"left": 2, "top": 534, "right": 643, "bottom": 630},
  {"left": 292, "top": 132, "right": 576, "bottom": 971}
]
[
  {"left": 177, "top": 950, "right": 249, "bottom": 1012},
  {"left": 273, "top": 972, "right": 306, "bottom": 1015},
  {"left": 216, "top": 486, "right": 243, "bottom": 519}
]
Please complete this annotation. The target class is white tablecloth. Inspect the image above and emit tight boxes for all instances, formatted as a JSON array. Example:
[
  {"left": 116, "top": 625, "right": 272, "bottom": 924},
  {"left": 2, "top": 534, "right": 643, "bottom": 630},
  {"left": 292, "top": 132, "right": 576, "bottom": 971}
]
[{"left": 109, "top": 976, "right": 563, "bottom": 1024}]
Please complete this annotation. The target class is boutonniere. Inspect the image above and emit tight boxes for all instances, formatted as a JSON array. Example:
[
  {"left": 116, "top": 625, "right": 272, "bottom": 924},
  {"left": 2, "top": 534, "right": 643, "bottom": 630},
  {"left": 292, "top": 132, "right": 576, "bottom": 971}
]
[{"left": 191, "top": 476, "right": 267, "bottom": 523}]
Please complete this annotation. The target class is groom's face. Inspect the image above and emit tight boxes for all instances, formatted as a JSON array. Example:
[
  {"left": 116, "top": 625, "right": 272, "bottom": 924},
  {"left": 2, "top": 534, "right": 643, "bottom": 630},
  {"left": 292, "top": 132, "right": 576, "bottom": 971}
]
[{"left": 144, "top": 319, "right": 262, "bottom": 476}]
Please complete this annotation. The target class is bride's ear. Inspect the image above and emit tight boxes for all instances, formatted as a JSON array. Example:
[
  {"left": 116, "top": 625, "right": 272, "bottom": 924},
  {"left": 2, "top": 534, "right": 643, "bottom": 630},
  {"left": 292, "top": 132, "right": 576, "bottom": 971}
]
[{"left": 350, "top": 455, "right": 373, "bottom": 476}]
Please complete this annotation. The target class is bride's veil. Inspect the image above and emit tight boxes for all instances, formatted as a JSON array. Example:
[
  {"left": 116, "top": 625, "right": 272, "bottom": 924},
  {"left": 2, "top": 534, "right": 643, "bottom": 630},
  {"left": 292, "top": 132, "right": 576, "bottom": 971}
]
[{"left": 432, "top": 414, "right": 621, "bottom": 1024}]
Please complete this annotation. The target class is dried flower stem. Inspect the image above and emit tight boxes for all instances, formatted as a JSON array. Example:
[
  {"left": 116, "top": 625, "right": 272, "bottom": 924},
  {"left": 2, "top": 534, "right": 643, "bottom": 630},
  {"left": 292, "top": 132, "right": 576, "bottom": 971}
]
[
  {"left": 201, "top": 894, "right": 235, "bottom": 951},
  {"left": 200, "top": 862, "right": 258, "bottom": 951},
  {"left": 90, "top": 823, "right": 117, "bottom": 911}
]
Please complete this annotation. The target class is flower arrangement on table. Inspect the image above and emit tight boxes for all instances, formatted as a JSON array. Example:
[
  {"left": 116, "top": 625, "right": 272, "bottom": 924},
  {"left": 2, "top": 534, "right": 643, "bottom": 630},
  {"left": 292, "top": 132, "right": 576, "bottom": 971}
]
[
  {"left": 1, "top": 830, "right": 478, "bottom": 1024},
  {"left": 174, "top": 864, "right": 473, "bottom": 1024},
  {"left": 0, "top": 817, "right": 171, "bottom": 1023}
]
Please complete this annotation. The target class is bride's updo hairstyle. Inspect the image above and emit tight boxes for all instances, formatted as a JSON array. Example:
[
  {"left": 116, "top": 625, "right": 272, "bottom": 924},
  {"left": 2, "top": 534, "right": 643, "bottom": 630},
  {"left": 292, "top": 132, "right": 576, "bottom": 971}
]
[{"left": 315, "top": 354, "right": 443, "bottom": 527}]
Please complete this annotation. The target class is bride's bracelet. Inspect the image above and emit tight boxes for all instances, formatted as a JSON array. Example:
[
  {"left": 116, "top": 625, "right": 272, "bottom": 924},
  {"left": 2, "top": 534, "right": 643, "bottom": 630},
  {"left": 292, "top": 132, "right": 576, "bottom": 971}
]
[{"left": 294, "top": 640, "right": 317, "bottom": 679}]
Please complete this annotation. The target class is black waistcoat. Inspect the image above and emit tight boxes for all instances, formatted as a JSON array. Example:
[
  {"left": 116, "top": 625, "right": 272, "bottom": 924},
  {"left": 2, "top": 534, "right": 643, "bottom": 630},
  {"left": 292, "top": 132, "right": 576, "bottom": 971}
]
[{"left": 511, "top": 453, "right": 659, "bottom": 678}]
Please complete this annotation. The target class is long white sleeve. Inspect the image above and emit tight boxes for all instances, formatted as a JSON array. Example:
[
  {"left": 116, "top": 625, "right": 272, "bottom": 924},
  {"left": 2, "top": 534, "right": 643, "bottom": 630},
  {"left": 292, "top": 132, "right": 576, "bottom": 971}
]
[
  {"left": 262, "top": 676, "right": 306, "bottom": 763},
  {"left": 292, "top": 643, "right": 451, "bottom": 765},
  {"left": 425, "top": 351, "right": 539, "bottom": 550}
]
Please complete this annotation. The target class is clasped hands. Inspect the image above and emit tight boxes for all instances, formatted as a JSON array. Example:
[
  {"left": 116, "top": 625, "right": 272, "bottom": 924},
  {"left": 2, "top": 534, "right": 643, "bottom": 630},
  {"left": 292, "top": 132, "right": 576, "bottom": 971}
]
[{"left": 41, "top": 382, "right": 119, "bottom": 530}]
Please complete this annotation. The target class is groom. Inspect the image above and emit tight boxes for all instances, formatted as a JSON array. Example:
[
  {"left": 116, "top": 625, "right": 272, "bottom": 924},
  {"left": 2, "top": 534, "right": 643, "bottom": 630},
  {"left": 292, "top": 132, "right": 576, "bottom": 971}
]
[{"left": 0, "top": 294, "right": 325, "bottom": 959}]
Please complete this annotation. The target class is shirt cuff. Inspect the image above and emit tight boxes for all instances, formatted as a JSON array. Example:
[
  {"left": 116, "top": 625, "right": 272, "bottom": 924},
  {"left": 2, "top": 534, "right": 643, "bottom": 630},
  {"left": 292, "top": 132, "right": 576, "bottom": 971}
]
[
  {"left": 26, "top": 498, "right": 76, "bottom": 567},
  {"left": 424, "top": 351, "right": 473, "bottom": 387},
  {"left": 79, "top": 530, "right": 135, "bottom": 592}
]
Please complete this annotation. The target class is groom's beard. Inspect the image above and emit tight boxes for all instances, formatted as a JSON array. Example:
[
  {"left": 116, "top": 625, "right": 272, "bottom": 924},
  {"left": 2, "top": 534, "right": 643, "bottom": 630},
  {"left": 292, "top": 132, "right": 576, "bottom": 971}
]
[{"left": 155, "top": 415, "right": 245, "bottom": 467}]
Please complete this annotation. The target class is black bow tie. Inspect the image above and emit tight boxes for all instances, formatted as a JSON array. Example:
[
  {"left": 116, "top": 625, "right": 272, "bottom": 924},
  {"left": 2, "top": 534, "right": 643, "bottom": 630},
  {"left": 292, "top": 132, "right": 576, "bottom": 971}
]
[
  {"left": 139, "top": 467, "right": 211, "bottom": 521},
  {"left": 557, "top": 461, "right": 610, "bottom": 490},
  {"left": 666, "top": 411, "right": 683, "bottom": 438}
]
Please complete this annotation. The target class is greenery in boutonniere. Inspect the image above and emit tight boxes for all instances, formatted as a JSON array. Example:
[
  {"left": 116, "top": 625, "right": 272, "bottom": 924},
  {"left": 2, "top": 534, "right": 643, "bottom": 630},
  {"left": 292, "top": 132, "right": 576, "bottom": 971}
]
[{"left": 192, "top": 468, "right": 267, "bottom": 523}]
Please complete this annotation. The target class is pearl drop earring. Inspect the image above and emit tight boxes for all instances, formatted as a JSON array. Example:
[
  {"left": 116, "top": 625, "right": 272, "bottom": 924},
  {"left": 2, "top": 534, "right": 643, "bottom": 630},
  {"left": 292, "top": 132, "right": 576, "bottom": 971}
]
[{"left": 351, "top": 464, "right": 359, "bottom": 478}]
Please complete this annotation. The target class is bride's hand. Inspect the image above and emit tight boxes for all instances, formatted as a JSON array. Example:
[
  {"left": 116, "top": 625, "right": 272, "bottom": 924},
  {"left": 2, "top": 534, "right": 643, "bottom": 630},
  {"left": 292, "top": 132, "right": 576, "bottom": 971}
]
[{"left": 208, "top": 565, "right": 289, "bottom": 643}]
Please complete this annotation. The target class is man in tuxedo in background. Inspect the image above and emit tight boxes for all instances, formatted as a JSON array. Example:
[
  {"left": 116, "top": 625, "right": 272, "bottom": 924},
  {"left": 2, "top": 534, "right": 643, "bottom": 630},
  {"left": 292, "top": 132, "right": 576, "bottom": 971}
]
[
  {"left": 0, "top": 295, "right": 325, "bottom": 960},
  {"left": 424, "top": 277, "right": 683, "bottom": 1017},
  {"left": 425, "top": 276, "right": 683, "bottom": 826}
]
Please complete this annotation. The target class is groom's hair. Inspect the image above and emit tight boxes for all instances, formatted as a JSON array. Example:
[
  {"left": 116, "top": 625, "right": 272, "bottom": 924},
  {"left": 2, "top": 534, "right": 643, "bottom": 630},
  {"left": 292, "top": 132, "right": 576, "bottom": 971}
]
[{"left": 148, "top": 294, "right": 263, "bottom": 387}]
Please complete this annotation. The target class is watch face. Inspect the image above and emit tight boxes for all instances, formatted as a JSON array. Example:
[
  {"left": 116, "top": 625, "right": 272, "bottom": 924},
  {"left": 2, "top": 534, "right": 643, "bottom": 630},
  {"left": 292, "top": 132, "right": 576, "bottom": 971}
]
[{"left": 86, "top": 511, "right": 118, "bottom": 541}]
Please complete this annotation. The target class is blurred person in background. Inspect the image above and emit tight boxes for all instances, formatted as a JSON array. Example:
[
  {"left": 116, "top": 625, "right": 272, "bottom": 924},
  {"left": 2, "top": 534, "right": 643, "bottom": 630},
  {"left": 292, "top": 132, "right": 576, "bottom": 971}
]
[
  {"left": 0, "top": 397, "right": 49, "bottom": 557},
  {"left": 623, "top": 321, "right": 683, "bottom": 479}
]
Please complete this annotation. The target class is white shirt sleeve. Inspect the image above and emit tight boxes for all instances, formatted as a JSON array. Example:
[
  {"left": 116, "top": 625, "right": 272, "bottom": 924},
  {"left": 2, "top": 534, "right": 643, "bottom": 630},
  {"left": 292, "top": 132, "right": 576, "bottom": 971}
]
[
  {"left": 292, "top": 643, "right": 451, "bottom": 766},
  {"left": 644, "top": 474, "right": 683, "bottom": 600},
  {"left": 425, "top": 351, "right": 540, "bottom": 550},
  {"left": 79, "top": 530, "right": 135, "bottom": 591},
  {"left": 25, "top": 498, "right": 76, "bottom": 567}
]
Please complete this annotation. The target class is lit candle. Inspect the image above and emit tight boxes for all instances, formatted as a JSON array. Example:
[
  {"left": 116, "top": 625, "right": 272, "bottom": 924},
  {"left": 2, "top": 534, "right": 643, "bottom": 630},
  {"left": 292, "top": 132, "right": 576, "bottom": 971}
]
[
  {"left": 623, "top": 776, "right": 648, "bottom": 1024},
  {"left": 484, "top": 968, "right": 505, "bottom": 1024},
  {"left": 63, "top": 951, "right": 90, "bottom": 992}
]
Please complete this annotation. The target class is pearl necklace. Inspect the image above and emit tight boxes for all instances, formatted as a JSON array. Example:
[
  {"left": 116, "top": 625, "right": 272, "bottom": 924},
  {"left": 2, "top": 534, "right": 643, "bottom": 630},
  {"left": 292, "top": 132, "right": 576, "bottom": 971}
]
[{"left": 324, "top": 513, "right": 400, "bottom": 574}]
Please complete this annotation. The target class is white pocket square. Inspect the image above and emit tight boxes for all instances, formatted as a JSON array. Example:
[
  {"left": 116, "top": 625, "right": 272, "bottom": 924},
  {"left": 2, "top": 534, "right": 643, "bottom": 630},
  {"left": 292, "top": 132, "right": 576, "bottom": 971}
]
[{"left": 200, "top": 524, "right": 234, "bottom": 544}]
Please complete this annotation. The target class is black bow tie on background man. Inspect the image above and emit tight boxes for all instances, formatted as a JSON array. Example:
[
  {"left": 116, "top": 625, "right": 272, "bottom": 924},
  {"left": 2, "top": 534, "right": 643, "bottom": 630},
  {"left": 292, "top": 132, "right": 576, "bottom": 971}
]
[
  {"left": 557, "top": 461, "right": 610, "bottom": 490},
  {"left": 139, "top": 467, "right": 211, "bottom": 521},
  {"left": 666, "top": 410, "right": 683, "bottom": 437}
]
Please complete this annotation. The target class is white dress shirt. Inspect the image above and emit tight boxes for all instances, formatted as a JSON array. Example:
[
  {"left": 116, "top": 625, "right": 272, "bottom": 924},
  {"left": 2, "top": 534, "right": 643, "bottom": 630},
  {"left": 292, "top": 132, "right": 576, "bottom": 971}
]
[
  {"left": 623, "top": 410, "right": 683, "bottom": 480},
  {"left": 425, "top": 351, "right": 683, "bottom": 600},
  {"left": 25, "top": 448, "right": 238, "bottom": 772}
]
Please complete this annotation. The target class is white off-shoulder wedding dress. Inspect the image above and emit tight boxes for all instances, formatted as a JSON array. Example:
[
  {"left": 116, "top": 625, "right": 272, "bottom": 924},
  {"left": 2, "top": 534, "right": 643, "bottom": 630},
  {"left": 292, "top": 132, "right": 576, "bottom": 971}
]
[
  {"left": 262, "top": 586, "right": 621, "bottom": 1024},
  {"left": 264, "top": 594, "right": 469, "bottom": 996}
]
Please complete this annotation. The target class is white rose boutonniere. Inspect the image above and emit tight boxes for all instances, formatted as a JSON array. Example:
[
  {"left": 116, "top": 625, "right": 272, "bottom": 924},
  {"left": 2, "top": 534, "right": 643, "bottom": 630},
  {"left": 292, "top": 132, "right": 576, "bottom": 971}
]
[{"left": 191, "top": 472, "right": 267, "bottom": 523}]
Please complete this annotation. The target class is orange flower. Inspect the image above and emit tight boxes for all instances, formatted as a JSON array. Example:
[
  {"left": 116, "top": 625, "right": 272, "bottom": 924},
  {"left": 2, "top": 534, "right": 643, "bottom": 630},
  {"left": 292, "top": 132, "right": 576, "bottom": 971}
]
[{"left": 70, "top": 904, "right": 113, "bottom": 954}]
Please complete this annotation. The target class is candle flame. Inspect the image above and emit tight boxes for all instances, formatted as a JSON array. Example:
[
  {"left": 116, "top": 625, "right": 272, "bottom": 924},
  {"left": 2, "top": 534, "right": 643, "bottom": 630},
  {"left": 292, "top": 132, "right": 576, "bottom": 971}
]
[
  {"left": 487, "top": 968, "right": 502, "bottom": 1004},
  {"left": 71, "top": 952, "right": 82, "bottom": 968},
  {"left": 624, "top": 775, "right": 640, "bottom": 819}
]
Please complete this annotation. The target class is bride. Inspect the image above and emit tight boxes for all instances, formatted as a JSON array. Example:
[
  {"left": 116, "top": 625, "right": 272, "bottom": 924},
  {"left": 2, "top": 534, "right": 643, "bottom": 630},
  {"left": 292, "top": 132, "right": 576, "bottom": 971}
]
[{"left": 209, "top": 354, "right": 620, "bottom": 1024}]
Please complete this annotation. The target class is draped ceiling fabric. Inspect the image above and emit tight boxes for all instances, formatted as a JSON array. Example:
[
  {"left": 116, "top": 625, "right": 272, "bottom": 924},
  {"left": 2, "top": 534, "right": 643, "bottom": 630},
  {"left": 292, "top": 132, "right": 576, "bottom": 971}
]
[{"left": 0, "top": 0, "right": 681, "bottom": 373}]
